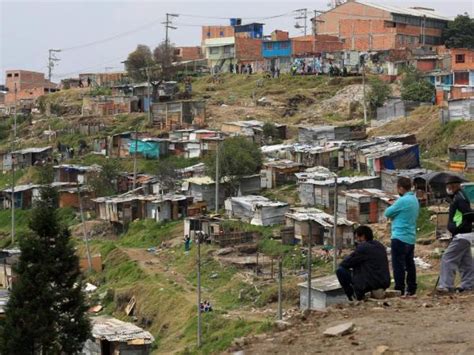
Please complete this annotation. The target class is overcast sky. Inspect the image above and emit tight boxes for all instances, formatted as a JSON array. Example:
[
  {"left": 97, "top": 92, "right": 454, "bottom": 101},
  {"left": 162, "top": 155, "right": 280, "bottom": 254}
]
[{"left": 1, "top": 0, "right": 472, "bottom": 83}]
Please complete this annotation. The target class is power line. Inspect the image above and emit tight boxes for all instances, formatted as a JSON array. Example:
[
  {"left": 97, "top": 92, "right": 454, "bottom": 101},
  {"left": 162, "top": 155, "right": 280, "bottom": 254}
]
[{"left": 59, "top": 17, "right": 164, "bottom": 52}]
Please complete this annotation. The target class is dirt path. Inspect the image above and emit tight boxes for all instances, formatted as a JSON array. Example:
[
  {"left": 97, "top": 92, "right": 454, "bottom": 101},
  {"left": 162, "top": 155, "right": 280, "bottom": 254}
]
[{"left": 233, "top": 293, "right": 474, "bottom": 354}]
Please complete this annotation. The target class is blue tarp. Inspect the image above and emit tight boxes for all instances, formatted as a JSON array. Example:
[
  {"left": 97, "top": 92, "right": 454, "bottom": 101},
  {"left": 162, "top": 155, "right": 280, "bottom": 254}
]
[
  {"left": 383, "top": 145, "right": 420, "bottom": 170},
  {"left": 129, "top": 140, "right": 160, "bottom": 159}
]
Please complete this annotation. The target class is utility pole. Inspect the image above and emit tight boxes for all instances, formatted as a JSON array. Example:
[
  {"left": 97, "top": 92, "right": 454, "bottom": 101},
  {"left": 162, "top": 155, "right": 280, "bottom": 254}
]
[
  {"left": 48, "top": 49, "right": 61, "bottom": 82},
  {"left": 361, "top": 55, "right": 367, "bottom": 125},
  {"left": 10, "top": 83, "right": 17, "bottom": 244},
  {"left": 163, "top": 13, "right": 179, "bottom": 70},
  {"left": 77, "top": 184, "right": 92, "bottom": 272},
  {"left": 146, "top": 67, "right": 151, "bottom": 123},
  {"left": 132, "top": 126, "right": 138, "bottom": 190},
  {"left": 307, "top": 220, "right": 312, "bottom": 310},
  {"left": 294, "top": 9, "right": 308, "bottom": 36},
  {"left": 277, "top": 257, "right": 283, "bottom": 320},
  {"left": 196, "top": 230, "right": 202, "bottom": 348},
  {"left": 332, "top": 175, "right": 338, "bottom": 272},
  {"left": 214, "top": 143, "right": 219, "bottom": 213}
]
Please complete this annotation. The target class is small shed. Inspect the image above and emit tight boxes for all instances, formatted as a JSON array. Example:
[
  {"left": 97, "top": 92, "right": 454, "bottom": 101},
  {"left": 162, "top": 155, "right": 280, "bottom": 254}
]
[
  {"left": 2, "top": 146, "right": 53, "bottom": 171},
  {"left": 285, "top": 207, "right": 354, "bottom": 247},
  {"left": 338, "top": 188, "right": 397, "bottom": 224},
  {"left": 449, "top": 144, "right": 474, "bottom": 172},
  {"left": 261, "top": 160, "right": 302, "bottom": 189},
  {"left": 145, "top": 194, "right": 191, "bottom": 222},
  {"left": 110, "top": 132, "right": 132, "bottom": 158},
  {"left": 298, "top": 176, "right": 381, "bottom": 209},
  {"left": 1, "top": 184, "right": 39, "bottom": 209},
  {"left": 129, "top": 138, "right": 170, "bottom": 159},
  {"left": 53, "top": 164, "right": 101, "bottom": 184},
  {"left": 447, "top": 98, "right": 474, "bottom": 121},
  {"left": 151, "top": 100, "right": 206, "bottom": 131},
  {"left": 298, "top": 274, "right": 348, "bottom": 310},
  {"left": 225, "top": 195, "right": 289, "bottom": 226},
  {"left": 83, "top": 316, "right": 154, "bottom": 355}
]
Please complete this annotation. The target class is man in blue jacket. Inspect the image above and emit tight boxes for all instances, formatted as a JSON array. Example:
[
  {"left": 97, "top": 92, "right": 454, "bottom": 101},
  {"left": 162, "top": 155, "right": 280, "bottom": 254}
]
[
  {"left": 384, "top": 177, "right": 420, "bottom": 297},
  {"left": 336, "top": 226, "right": 390, "bottom": 301}
]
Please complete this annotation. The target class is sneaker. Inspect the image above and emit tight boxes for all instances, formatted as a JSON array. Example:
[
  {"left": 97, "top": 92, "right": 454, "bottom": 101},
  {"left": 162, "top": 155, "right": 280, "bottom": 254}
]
[
  {"left": 400, "top": 293, "right": 417, "bottom": 299},
  {"left": 456, "top": 287, "right": 472, "bottom": 293}
]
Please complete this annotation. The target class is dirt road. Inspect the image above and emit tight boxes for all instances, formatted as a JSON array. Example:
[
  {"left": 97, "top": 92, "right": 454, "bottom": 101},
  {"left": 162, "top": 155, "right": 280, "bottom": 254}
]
[{"left": 233, "top": 293, "right": 474, "bottom": 354}]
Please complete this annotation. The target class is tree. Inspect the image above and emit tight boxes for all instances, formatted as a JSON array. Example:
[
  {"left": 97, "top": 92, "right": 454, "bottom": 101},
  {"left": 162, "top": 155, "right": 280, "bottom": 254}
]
[
  {"left": 205, "top": 137, "right": 263, "bottom": 195},
  {"left": 125, "top": 44, "right": 154, "bottom": 82},
  {"left": 443, "top": 13, "right": 474, "bottom": 49},
  {"left": 0, "top": 186, "right": 90, "bottom": 354},
  {"left": 155, "top": 159, "right": 178, "bottom": 193},
  {"left": 367, "top": 77, "right": 392, "bottom": 115},
  {"left": 400, "top": 66, "right": 435, "bottom": 102},
  {"left": 88, "top": 159, "right": 120, "bottom": 197},
  {"left": 153, "top": 40, "right": 177, "bottom": 67},
  {"left": 262, "top": 122, "right": 281, "bottom": 144}
]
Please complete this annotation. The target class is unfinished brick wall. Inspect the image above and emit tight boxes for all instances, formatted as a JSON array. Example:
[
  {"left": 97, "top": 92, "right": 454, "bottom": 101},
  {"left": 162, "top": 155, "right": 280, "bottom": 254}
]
[
  {"left": 271, "top": 30, "right": 289, "bottom": 41},
  {"left": 235, "top": 37, "right": 262, "bottom": 61},
  {"left": 450, "top": 48, "right": 474, "bottom": 71},
  {"left": 176, "top": 46, "right": 203, "bottom": 61}
]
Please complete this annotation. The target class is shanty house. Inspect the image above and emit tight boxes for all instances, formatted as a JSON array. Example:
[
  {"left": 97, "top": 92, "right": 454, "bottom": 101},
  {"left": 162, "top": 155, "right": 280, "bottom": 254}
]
[
  {"left": 110, "top": 132, "right": 132, "bottom": 158},
  {"left": 285, "top": 207, "right": 354, "bottom": 247},
  {"left": 289, "top": 144, "right": 342, "bottom": 171},
  {"left": 83, "top": 316, "right": 154, "bottom": 355},
  {"left": 145, "top": 194, "right": 191, "bottom": 222},
  {"left": 298, "top": 176, "right": 381, "bottom": 210},
  {"left": 53, "top": 164, "right": 101, "bottom": 184},
  {"left": 221, "top": 120, "right": 287, "bottom": 142},
  {"left": 151, "top": 100, "right": 206, "bottom": 130},
  {"left": 93, "top": 195, "right": 146, "bottom": 226},
  {"left": 261, "top": 160, "right": 302, "bottom": 189},
  {"left": 298, "top": 125, "right": 366, "bottom": 144},
  {"left": 2, "top": 146, "right": 53, "bottom": 171},
  {"left": 446, "top": 98, "right": 474, "bottom": 121},
  {"left": 57, "top": 185, "right": 95, "bottom": 210},
  {"left": 129, "top": 138, "right": 169, "bottom": 159},
  {"left": 1, "top": 184, "right": 39, "bottom": 209},
  {"left": 449, "top": 144, "right": 474, "bottom": 172},
  {"left": 225, "top": 195, "right": 289, "bottom": 226},
  {"left": 183, "top": 175, "right": 261, "bottom": 211},
  {"left": 338, "top": 188, "right": 397, "bottom": 224}
]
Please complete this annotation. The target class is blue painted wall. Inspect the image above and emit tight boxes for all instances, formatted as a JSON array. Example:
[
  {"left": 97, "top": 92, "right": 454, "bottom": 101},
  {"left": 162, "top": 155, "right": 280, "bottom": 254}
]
[{"left": 262, "top": 40, "right": 292, "bottom": 58}]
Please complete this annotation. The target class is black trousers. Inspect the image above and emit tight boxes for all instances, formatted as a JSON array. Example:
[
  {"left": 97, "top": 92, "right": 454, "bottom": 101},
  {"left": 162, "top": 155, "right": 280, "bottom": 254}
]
[
  {"left": 336, "top": 266, "right": 367, "bottom": 301},
  {"left": 391, "top": 238, "right": 417, "bottom": 295}
]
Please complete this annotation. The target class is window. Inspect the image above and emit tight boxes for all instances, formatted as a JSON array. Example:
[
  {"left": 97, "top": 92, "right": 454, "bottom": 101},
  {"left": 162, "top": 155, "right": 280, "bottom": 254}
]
[
  {"left": 360, "top": 202, "right": 370, "bottom": 214},
  {"left": 207, "top": 31, "right": 211, "bottom": 38},
  {"left": 14, "top": 73, "right": 19, "bottom": 77},
  {"left": 455, "top": 54, "right": 465, "bottom": 64},
  {"left": 220, "top": 31, "right": 224, "bottom": 37},
  {"left": 7, "top": 73, "right": 12, "bottom": 78},
  {"left": 280, "top": 41, "right": 289, "bottom": 49},
  {"left": 265, "top": 42, "right": 273, "bottom": 50},
  {"left": 209, "top": 47, "right": 219, "bottom": 55},
  {"left": 223, "top": 46, "right": 232, "bottom": 54},
  {"left": 454, "top": 71, "right": 469, "bottom": 85}
]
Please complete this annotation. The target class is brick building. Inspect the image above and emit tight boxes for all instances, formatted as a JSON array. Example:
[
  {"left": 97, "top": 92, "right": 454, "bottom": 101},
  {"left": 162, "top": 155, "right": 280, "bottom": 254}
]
[
  {"left": 4, "top": 70, "right": 58, "bottom": 108},
  {"left": 313, "top": 0, "right": 449, "bottom": 51},
  {"left": 202, "top": 21, "right": 263, "bottom": 73},
  {"left": 174, "top": 46, "right": 203, "bottom": 62}
]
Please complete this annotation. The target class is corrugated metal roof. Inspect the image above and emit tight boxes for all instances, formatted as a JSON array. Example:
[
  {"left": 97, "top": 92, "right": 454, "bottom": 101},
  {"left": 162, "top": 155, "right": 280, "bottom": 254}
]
[
  {"left": 91, "top": 316, "right": 154, "bottom": 343},
  {"left": 286, "top": 207, "right": 354, "bottom": 226},
  {"left": 356, "top": 0, "right": 451, "bottom": 21},
  {"left": 12, "top": 146, "right": 52, "bottom": 155}
]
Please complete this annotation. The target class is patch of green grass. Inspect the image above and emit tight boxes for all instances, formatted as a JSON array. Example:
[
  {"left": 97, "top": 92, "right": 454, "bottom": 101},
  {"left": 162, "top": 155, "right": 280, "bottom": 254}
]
[
  {"left": 119, "top": 220, "right": 181, "bottom": 248},
  {"left": 417, "top": 207, "right": 435, "bottom": 238},
  {"left": 182, "top": 314, "right": 260, "bottom": 354},
  {"left": 0, "top": 169, "right": 26, "bottom": 190}
]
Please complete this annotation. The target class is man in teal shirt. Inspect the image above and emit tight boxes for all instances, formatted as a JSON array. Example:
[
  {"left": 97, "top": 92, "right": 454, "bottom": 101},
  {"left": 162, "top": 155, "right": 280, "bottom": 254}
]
[{"left": 384, "top": 177, "right": 420, "bottom": 297}]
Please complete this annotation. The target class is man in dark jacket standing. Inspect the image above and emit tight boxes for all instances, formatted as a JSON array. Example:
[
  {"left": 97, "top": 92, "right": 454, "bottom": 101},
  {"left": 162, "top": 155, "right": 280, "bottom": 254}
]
[
  {"left": 336, "top": 226, "right": 391, "bottom": 301},
  {"left": 437, "top": 176, "right": 474, "bottom": 293}
]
